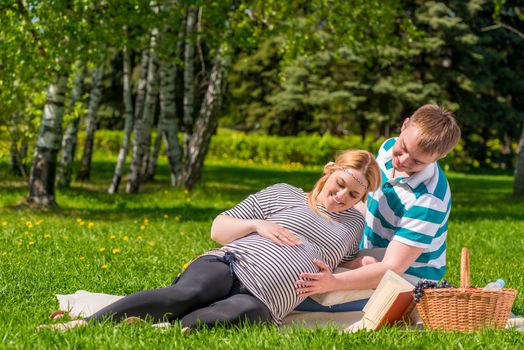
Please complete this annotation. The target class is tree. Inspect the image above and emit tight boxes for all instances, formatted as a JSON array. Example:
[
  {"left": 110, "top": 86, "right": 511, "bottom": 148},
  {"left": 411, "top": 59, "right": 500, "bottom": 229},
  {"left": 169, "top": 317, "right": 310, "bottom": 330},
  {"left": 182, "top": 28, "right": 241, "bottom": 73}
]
[
  {"left": 57, "top": 62, "right": 86, "bottom": 188},
  {"left": 76, "top": 64, "right": 105, "bottom": 181}
]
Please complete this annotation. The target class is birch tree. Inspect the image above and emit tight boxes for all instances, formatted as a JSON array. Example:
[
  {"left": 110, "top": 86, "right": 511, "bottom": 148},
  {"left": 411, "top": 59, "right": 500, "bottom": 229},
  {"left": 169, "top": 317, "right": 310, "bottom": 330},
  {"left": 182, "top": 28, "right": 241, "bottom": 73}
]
[
  {"left": 182, "top": 6, "right": 197, "bottom": 159},
  {"left": 181, "top": 44, "right": 230, "bottom": 189},
  {"left": 126, "top": 31, "right": 160, "bottom": 193},
  {"left": 76, "top": 65, "right": 105, "bottom": 181},
  {"left": 28, "top": 76, "right": 69, "bottom": 206},
  {"left": 57, "top": 64, "right": 85, "bottom": 188},
  {"left": 108, "top": 46, "right": 136, "bottom": 194}
]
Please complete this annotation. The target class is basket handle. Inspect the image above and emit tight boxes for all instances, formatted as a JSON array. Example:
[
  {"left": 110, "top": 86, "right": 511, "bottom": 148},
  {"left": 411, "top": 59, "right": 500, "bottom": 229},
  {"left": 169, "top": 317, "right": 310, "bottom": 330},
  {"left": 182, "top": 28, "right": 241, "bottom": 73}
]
[{"left": 460, "top": 247, "right": 470, "bottom": 288}]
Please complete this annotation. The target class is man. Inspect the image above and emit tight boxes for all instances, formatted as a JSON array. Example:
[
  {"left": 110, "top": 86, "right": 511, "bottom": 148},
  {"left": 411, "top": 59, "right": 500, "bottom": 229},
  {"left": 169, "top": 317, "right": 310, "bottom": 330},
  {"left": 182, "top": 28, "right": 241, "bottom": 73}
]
[{"left": 296, "top": 104, "right": 461, "bottom": 295}]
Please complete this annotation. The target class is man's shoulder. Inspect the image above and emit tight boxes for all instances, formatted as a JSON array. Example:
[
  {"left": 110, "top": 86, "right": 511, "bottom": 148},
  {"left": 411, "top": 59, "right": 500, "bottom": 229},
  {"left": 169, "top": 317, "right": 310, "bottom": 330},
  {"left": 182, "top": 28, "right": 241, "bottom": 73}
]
[
  {"left": 381, "top": 137, "right": 397, "bottom": 151},
  {"left": 423, "top": 163, "right": 450, "bottom": 202}
]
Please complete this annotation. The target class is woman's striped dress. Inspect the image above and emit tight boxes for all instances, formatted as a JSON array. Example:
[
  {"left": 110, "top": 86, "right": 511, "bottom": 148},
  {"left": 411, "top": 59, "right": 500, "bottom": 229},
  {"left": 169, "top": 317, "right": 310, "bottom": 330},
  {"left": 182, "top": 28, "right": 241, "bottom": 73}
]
[{"left": 216, "top": 183, "right": 364, "bottom": 324}]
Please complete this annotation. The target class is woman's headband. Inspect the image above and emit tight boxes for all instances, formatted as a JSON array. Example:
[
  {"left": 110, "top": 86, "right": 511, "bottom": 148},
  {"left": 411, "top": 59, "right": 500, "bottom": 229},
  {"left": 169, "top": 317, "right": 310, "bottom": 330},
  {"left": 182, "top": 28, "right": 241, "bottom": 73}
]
[{"left": 326, "top": 162, "right": 368, "bottom": 190}]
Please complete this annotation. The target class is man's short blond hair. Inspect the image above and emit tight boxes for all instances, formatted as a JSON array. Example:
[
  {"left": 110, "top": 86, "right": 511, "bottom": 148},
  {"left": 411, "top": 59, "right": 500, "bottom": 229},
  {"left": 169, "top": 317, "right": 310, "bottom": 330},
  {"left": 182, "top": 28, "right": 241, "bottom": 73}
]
[{"left": 408, "top": 104, "right": 461, "bottom": 157}]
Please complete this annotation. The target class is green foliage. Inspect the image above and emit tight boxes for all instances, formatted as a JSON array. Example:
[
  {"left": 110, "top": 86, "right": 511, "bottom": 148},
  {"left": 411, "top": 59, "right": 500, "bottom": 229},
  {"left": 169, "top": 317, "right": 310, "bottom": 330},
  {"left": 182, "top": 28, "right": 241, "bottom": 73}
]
[
  {"left": 0, "top": 156, "right": 523, "bottom": 347},
  {"left": 208, "top": 129, "right": 384, "bottom": 166}
]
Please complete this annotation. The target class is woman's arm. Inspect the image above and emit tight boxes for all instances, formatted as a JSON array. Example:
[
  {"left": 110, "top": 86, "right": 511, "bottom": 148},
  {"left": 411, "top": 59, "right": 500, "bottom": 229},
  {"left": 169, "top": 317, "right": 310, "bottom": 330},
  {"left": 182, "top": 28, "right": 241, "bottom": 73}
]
[
  {"left": 210, "top": 215, "right": 302, "bottom": 246},
  {"left": 295, "top": 241, "right": 423, "bottom": 295}
]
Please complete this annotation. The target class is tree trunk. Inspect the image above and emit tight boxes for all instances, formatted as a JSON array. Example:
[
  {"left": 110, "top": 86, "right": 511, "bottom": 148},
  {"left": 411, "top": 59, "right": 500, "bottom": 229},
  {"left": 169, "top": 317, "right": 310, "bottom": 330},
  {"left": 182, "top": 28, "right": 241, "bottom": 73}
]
[
  {"left": 159, "top": 35, "right": 183, "bottom": 186},
  {"left": 126, "top": 32, "right": 160, "bottom": 193},
  {"left": 514, "top": 124, "right": 524, "bottom": 195},
  {"left": 183, "top": 6, "right": 197, "bottom": 160},
  {"left": 181, "top": 44, "right": 230, "bottom": 190},
  {"left": 108, "top": 46, "right": 136, "bottom": 194},
  {"left": 9, "top": 114, "right": 27, "bottom": 178},
  {"left": 76, "top": 66, "right": 104, "bottom": 181},
  {"left": 27, "top": 75, "right": 68, "bottom": 207},
  {"left": 57, "top": 64, "right": 85, "bottom": 188},
  {"left": 145, "top": 120, "right": 162, "bottom": 181}
]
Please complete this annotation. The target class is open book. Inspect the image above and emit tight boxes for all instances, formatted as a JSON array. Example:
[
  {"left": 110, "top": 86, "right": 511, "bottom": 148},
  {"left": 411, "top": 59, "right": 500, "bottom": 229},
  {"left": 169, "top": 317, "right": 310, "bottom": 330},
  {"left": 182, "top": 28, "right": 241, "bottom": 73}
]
[{"left": 360, "top": 269, "right": 414, "bottom": 330}]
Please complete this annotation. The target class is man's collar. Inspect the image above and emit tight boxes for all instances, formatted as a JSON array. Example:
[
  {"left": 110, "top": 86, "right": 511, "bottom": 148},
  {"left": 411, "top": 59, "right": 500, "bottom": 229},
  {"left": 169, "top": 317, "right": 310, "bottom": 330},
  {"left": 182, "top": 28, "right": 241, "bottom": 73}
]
[
  {"left": 383, "top": 143, "right": 436, "bottom": 188},
  {"left": 399, "top": 162, "right": 436, "bottom": 189}
]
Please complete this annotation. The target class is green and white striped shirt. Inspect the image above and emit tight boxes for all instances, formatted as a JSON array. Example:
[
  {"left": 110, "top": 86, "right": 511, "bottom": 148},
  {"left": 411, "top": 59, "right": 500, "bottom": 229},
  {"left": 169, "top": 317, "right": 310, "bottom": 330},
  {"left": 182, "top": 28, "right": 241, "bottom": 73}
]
[{"left": 361, "top": 138, "right": 451, "bottom": 283}]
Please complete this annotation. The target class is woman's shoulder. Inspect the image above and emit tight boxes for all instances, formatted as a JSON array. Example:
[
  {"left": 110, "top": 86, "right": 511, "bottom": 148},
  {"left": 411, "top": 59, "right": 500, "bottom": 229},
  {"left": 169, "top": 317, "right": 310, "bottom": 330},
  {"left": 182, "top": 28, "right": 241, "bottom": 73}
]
[
  {"left": 265, "top": 183, "right": 304, "bottom": 194},
  {"left": 260, "top": 183, "right": 306, "bottom": 202}
]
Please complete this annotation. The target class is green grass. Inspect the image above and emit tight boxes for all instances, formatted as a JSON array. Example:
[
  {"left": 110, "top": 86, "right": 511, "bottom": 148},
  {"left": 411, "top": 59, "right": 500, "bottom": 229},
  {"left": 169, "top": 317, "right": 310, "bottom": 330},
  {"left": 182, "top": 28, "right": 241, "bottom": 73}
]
[{"left": 1, "top": 157, "right": 523, "bottom": 349}]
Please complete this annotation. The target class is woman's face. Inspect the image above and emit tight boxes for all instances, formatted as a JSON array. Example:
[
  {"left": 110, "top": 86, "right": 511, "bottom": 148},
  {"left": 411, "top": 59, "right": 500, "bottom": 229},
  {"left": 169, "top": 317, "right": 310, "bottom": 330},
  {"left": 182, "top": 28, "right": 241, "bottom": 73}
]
[{"left": 317, "top": 169, "right": 368, "bottom": 212}]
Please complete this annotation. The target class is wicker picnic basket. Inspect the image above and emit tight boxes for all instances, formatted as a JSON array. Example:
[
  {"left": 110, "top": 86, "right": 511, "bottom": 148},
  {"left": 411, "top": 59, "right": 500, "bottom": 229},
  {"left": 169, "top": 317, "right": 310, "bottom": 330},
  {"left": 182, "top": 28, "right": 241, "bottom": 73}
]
[{"left": 416, "top": 248, "right": 517, "bottom": 332}]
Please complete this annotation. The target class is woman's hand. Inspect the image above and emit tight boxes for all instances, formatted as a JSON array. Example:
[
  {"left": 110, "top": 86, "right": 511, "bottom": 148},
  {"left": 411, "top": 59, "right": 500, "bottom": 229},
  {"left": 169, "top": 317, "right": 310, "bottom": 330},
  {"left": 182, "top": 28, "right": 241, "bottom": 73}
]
[
  {"left": 295, "top": 259, "right": 338, "bottom": 297},
  {"left": 255, "top": 220, "right": 302, "bottom": 246},
  {"left": 211, "top": 215, "right": 301, "bottom": 246}
]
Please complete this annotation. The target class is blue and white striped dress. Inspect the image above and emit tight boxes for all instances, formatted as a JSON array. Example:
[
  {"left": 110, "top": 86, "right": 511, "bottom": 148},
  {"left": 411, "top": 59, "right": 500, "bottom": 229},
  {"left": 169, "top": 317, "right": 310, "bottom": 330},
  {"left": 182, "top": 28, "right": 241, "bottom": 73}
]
[{"left": 216, "top": 183, "right": 364, "bottom": 324}]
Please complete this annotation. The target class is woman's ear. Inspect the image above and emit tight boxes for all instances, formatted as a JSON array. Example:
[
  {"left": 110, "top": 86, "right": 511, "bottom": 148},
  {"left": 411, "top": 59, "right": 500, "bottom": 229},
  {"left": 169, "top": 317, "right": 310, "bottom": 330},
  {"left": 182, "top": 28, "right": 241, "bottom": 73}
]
[{"left": 324, "top": 161, "right": 336, "bottom": 174}]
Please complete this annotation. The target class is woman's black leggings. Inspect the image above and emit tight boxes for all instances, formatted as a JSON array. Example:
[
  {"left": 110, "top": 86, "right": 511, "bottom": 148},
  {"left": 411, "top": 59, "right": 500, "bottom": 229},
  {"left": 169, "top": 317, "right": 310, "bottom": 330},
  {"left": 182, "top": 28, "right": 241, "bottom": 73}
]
[{"left": 84, "top": 255, "right": 272, "bottom": 328}]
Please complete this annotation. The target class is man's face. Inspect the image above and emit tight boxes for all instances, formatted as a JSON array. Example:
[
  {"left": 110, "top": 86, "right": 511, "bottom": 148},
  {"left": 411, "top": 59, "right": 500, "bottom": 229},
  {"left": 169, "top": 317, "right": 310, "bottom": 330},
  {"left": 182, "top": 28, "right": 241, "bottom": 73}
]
[{"left": 392, "top": 119, "right": 440, "bottom": 175}]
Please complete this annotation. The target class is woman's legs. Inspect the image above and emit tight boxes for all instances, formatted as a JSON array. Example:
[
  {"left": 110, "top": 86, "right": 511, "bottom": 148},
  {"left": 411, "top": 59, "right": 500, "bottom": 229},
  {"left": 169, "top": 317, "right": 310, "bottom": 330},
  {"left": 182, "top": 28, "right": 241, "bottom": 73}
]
[
  {"left": 180, "top": 293, "right": 272, "bottom": 329},
  {"left": 86, "top": 255, "right": 234, "bottom": 323}
]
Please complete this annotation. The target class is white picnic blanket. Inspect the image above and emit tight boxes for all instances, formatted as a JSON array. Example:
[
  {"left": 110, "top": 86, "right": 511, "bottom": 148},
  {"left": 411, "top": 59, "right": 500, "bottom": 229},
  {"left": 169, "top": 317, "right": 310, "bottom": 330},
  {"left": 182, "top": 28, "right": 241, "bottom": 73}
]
[{"left": 55, "top": 290, "right": 524, "bottom": 332}]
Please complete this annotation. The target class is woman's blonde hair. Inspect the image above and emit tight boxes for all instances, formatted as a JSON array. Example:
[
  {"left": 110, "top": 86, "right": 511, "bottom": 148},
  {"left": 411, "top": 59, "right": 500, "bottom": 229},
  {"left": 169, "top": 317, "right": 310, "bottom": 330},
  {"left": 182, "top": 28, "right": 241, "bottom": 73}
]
[{"left": 307, "top": 150, "right": 381, "bottom": 215}]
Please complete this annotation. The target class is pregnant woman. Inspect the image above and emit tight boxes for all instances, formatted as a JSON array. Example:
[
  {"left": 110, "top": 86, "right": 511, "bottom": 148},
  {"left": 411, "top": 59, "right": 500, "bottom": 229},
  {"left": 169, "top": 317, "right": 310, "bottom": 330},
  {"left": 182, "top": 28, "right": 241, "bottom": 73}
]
[{"left": 41, "top": 150, "right": 380, "bottom": 332}]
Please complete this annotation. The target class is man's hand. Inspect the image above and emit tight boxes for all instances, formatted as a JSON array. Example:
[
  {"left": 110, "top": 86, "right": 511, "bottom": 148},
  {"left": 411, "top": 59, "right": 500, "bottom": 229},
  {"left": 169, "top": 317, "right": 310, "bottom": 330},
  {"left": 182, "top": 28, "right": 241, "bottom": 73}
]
[{"left": 295, "top": 259, "right": 338, "bottom": 297}]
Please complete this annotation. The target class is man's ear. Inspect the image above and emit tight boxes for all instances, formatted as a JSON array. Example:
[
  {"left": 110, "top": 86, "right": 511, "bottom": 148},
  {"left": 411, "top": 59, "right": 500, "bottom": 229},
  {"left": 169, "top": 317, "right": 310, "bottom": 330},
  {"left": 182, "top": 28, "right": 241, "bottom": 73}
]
[{"left": 400, "top": 118, "right": 410, "bottom": 132}]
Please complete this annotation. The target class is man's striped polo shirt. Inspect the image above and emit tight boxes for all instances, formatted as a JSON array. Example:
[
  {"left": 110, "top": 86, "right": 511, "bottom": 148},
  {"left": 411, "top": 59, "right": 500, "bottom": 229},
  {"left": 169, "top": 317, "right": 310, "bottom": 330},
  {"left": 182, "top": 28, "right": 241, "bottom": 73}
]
[{"left": 361, "top": 138, "right": 451, "bottom": 283}]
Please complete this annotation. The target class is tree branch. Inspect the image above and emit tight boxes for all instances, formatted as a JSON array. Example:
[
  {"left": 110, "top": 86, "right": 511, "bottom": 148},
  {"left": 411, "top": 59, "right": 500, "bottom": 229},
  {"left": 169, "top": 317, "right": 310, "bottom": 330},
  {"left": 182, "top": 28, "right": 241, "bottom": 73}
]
[
  {"left": 482, "top": 21, "right": 524, "bottom": 40},
  {"left": 16, "top": 0, "right": 48, "bottom": 58}
]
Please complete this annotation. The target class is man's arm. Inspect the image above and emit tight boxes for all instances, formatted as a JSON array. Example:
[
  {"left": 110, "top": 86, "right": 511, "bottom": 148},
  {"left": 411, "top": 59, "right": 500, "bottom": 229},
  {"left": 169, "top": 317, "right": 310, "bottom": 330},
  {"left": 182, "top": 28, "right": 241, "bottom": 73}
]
[{"left": 295, "top": 241, "right": 423, "bottom": 295}]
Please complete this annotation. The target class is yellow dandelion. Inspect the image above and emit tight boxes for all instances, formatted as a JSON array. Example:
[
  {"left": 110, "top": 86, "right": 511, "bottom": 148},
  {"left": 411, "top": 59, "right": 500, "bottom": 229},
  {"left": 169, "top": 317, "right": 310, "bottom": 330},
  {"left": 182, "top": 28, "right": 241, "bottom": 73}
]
[
  {"left": 28, "top": 241, "right": 35, "bottom": 246},
  {"left": 182, "top": 262, "right": 189, "bottom": 270},
  {"left": 79, "top": 256, "right": 85, "bottom": 261},
  {"left": 76, "top": 218, "right": 82, "bottom": 223},
  {"left": 26, "top": 221, "right": 33, "bottom": 228},
  {"left": 112, "top": 248, "right": 121, "bottom": 254},
  {"left": 17, "top": 240, "right": 23, "bottom": 246},
  {"left": 123, "top": 236, "right": 129, "bottom": 241},
  {"left": 2, "top": 221, "right": 7, "bottom": 227},
  {"left": 136, "top": 236, "right": 143, "bottom": 241},
  {"left": 99, "top": 247, "right": 106, "bottom": 252},
  {"left": 110, "top": 234, "right": 116, "bottom": 240},
  {"left": 100, "top": 263, "right": 108, "bottom": 269},
  {"left": 35, "top": 219, "right": 43, "bottom": 226},
  {"left": 186, "top": 198, "right": 191, "bottom": 203},
  {"left": 163, "top": 214, "right": 169, "bottom": 219},
  {"left": 148, "top": 241, "right": 155, "bottom": 247},
  {"left": 144, "top": 218, "right": 149, "bottom": 225},
  {"left": 44, "top": 234, "right": 51, "bottom": 239},
  {"left": 24, "top": 231, "right": 30, "bottom": 236},
  {"left": 63, "top": 235, "right": 69, "bottom": 241},
  {"left": 87, "top": 222, "right": 94, "bottom": 229},
  {"left": 140, "top": 225, "right": 145, "bottom": 230},
  {"left": 79, "top": 221, "right": 85, "bottom": 226},
  {"left": 175, "top": 216, "right": 181, "bottom": 222}
]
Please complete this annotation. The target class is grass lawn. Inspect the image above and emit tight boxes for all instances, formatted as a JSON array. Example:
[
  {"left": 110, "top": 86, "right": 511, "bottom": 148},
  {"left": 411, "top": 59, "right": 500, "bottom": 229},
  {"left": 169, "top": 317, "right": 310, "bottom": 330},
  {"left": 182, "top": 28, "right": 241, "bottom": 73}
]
[{"left": 1, "top": 157, "right": 523, "bottom": 349}]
